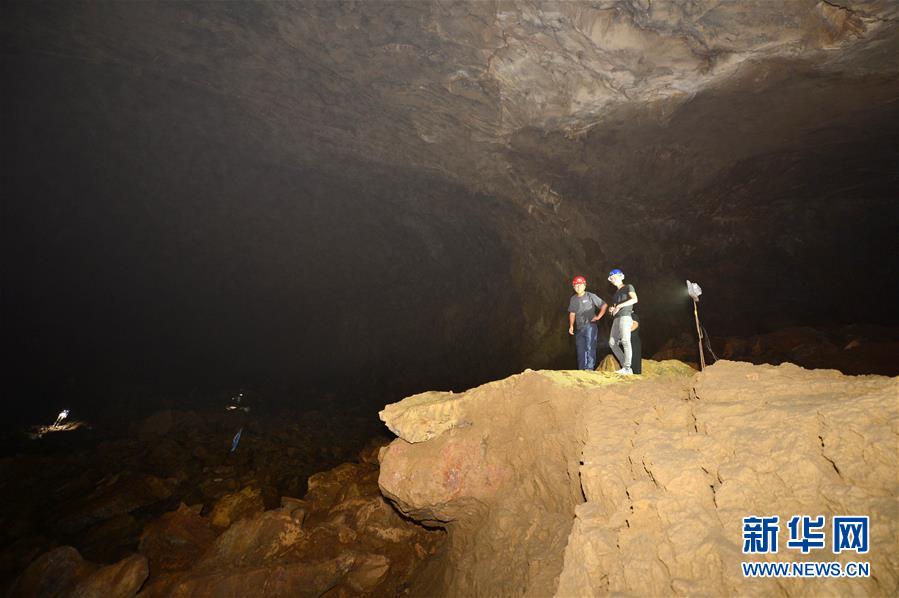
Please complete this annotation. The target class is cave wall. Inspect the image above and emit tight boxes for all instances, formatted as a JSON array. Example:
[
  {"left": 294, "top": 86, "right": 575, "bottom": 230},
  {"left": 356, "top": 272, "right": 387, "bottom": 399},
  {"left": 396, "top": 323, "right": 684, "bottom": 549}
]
[{"left": 3, "top": 1, "right": 898, "bottom": 403}]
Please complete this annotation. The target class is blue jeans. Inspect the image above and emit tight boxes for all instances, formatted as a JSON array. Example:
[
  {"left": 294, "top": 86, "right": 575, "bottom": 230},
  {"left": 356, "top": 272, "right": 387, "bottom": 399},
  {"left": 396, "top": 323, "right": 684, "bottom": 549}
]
[{"left": 575, "top": 323, "right": 599, "bottom": 370}]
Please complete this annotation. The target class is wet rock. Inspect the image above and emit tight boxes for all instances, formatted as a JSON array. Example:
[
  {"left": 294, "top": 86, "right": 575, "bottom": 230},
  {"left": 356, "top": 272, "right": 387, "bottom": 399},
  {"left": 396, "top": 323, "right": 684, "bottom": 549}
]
[
  {"left": 209, "top": 486, "right": 264, "bottom": 528},
  {"left": 71, "top": 553, "right": 148, "bottom": 598},
  {"left": 138, "top": 503, "right": 217, "bottom": 574},
  {"left": 9, "top": 546, "right": 96, "bottom": 598}
]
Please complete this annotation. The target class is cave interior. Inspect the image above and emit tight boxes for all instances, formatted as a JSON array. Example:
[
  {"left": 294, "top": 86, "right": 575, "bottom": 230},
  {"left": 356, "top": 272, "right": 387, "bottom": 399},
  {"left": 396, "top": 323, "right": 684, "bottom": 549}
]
[{"left": 2, "top": 1, "right": 898, "bottom": 424}]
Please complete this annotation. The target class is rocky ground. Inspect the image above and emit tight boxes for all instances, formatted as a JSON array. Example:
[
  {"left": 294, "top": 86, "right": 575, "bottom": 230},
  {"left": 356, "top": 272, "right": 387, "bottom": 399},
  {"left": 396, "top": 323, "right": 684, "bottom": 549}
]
[
  {"left": 652, "top": 324, "right": 899, "bottom": 377},
  {"left": 3, "top": 327, "right": 896, "bottom": 596},
  {"left": 380, "top": 360, "right": 898, "bottom": 596},
  {"left": 1, "top": 401, "right": 443, "bottom": 596}
]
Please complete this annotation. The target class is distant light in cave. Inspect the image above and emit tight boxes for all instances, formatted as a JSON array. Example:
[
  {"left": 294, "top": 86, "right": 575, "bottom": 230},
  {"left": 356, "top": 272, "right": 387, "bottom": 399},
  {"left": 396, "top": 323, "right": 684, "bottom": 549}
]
[
  {"left": 53, "top": 409, "right": 69, "bottom": 427},
  {"left": 226, "top": 391, "right": 250, "bottom": 412},
  {"left": 28, "top": 409, "right": 87, "bottom": 439}
]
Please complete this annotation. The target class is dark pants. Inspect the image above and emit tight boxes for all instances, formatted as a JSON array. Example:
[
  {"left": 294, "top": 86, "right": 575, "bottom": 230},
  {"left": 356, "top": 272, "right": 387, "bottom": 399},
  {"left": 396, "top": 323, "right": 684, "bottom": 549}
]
[
  {"left": 575, "top": 323, "right": 599, "bottom": 370},
  {"left": 631, "top": 330, "right": 642, "bottom": 374}
]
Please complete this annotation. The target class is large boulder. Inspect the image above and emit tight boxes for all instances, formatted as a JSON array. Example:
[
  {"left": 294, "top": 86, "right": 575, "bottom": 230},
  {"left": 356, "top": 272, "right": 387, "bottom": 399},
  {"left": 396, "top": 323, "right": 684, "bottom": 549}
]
[
  {"left": 378, "top": 363, "right": 899, "bottom": 596},
  {"left": 209, "top": 486, "right": 264, "bottom": 528},
  {"left": 57, "top": 473, "right": 174, "bottom": 533},
  {"left": 8, "top": 546, "right": 96, "bottom": 598},
  {"left": 138, "top": 503, "right": 217, "bottom": 574},
  {"left": 71, "top": 553, "right": 148, "bottom": 598}
]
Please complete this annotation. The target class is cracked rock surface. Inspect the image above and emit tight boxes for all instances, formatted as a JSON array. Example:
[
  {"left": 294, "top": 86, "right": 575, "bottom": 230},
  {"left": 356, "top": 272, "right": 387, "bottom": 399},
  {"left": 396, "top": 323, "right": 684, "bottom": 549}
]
[{"left": 379, "top": 360, "right": 898, "bottom": 596}]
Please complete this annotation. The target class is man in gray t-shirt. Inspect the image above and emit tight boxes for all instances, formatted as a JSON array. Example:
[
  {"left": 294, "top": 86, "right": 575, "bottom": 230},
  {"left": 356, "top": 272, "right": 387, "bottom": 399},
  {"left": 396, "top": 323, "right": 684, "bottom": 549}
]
[{"left": 567, "top": 275, "right": 607, "bottom": 370}]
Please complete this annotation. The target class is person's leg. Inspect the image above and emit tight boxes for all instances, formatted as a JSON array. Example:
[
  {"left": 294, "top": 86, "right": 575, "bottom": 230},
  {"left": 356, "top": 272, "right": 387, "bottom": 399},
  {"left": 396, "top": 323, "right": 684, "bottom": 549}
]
[
  {"left": 585, "top": 323, "right": 598, "bottom": 370},
  {"left": 609, "top": 318, "right": 625, "bottom": 368},
  {"left": 575, "top": 327, "right": 588, "bottom": 370},
  {"left": 618, "top": 315, "right": 633, "bottom": 369},
  {"left": 631, "top": 331, "right": 642, "bottom": 374}
]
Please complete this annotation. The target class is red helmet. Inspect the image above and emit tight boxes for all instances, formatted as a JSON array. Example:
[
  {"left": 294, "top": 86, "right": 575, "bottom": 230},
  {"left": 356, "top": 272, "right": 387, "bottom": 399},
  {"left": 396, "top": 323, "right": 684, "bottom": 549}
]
[{"left": 572, "top": 275, "right": 587, "bottom": 286}]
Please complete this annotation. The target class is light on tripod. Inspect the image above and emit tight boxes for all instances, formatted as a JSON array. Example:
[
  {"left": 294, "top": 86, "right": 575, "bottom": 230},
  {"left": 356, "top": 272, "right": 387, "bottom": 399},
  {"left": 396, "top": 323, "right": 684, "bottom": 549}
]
[
  {"left": 686, "top": 280, "right": 702, "bottom": 301},
  {"left": 686, "top": 280, "right": 706, "bottom": 370}
]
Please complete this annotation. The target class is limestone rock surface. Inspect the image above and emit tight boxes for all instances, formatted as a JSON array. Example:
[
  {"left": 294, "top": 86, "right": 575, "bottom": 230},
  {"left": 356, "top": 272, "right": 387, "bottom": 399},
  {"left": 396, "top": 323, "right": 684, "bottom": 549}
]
[
  {"left": 71, "top": 553, "right": 148, "bottom": 598},
  {"left": 378, "top": 361, "right": 898, "bottom": 596},
  {"left": 7, "top": 546, "right": 96, "bottom": 598},
  {"left": 209, "top": 486, "right": 265, "bottom": 528},
  {"left": 57, "top": 473, "right": 174, "bottom": 534},
  {"left": 140, "top": 459, "right": 442, "bottom": 597},
  {"left": 138, "top": 503, "right": 217, "bottom": 574}
]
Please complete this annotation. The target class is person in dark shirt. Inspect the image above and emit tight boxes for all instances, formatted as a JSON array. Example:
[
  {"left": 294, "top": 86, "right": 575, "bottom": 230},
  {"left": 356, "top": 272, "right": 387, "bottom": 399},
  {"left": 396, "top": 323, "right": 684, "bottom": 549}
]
[
  {"left": 630, "top": 312, "right": 642, "bottom": 375},
  {"left": 567, "top": 275, "right": 607, "bottom": 370},
  {"left": 607, "top": 268, "right": 638, "bottom": 375}
]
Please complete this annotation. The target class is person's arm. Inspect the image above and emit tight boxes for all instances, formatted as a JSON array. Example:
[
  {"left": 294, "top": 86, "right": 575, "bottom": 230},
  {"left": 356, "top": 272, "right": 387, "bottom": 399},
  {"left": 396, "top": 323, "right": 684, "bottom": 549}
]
[
  {"left": 617, "top": 290, "right": 638, "bottom": 308},
  {"left": 568, "top": 312, "right": 575, "bottom": 335},
  {"left": 630, "top": 319, "right": 639, "bottom": 332},
  {"left": 592, "top": 302, "right": 607, "bottom": 322}
]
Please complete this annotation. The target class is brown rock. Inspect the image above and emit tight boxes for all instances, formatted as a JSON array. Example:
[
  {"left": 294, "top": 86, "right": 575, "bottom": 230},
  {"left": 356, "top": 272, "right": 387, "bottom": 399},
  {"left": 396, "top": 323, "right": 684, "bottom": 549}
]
[
  {"left": 80, "top": 514, "right": 140, "bottom": 563},
  {"left": 140, "top": 554, "right": 357, "bottom": 598},
  {"left": 379, "top": 370, "right": 592, "bottom": 595},
  {"left": 279, "top": 496, "right": 309, "bottom": 524},
  {"left": 378, "top": 364, "right": 899, "bottom": 597},
  {"left": 304, "top": 462, "right": 379, "bottom": 514},
  {"left": 562, "top": 361, "right": 898, "bottom": 596},
  {"left": 194, "top": 510, "right": 305, "bottom": 571},
  {"left": 138, "top": 503, "right": 217, "bottom": 573},
  {"left": 330, "top": 496, "right": 417, "bottom": 543},
  {"left": 9, "top": 546, "right": 96, "bottom": 598},
  {"left": 640, "top": 359, "right": 697, "bottom": 378},
  {"left": 345, "top": 553, "right": 390, "bottom": 593},
  {"left": 358, "top": 436, "right": 393, "bottom": 464},
  {"left": 137, "top": 410, "right": 174, "bottom": 438},
  {"left": 58, "top": 473, "right": 174, "bottom": 533},
  {"left": 596, "top": 354, "right": 619, "bottom": 372},
  {"left": 71, "top": 553, "right": 148, "bottom": 598},
  {"left": 209, "top": 486, "right": 264, "bottom": 528}
]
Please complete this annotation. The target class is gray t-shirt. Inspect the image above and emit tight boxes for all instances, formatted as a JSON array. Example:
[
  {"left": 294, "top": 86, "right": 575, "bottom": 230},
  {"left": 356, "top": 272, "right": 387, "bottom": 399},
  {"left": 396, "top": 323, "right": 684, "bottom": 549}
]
[{"left": 567, "top": 292, "right": 605, "bottom": 330}]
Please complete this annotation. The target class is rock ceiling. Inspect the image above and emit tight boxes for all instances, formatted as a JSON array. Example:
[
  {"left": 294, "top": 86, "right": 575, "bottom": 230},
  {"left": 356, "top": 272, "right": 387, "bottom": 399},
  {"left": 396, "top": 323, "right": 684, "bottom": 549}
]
[
  {"left": 9, "top": 0, "right": 898, "bottom": 204},
  {"left": 4, "top": 1, "right": 898, "bottom": 388}
]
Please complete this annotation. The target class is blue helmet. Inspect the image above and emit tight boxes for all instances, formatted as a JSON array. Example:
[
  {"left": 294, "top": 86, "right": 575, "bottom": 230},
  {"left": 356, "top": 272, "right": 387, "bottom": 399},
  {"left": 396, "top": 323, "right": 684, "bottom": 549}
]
[{"left": 608, "top": 268, "right": 624, "bottom": 278}]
